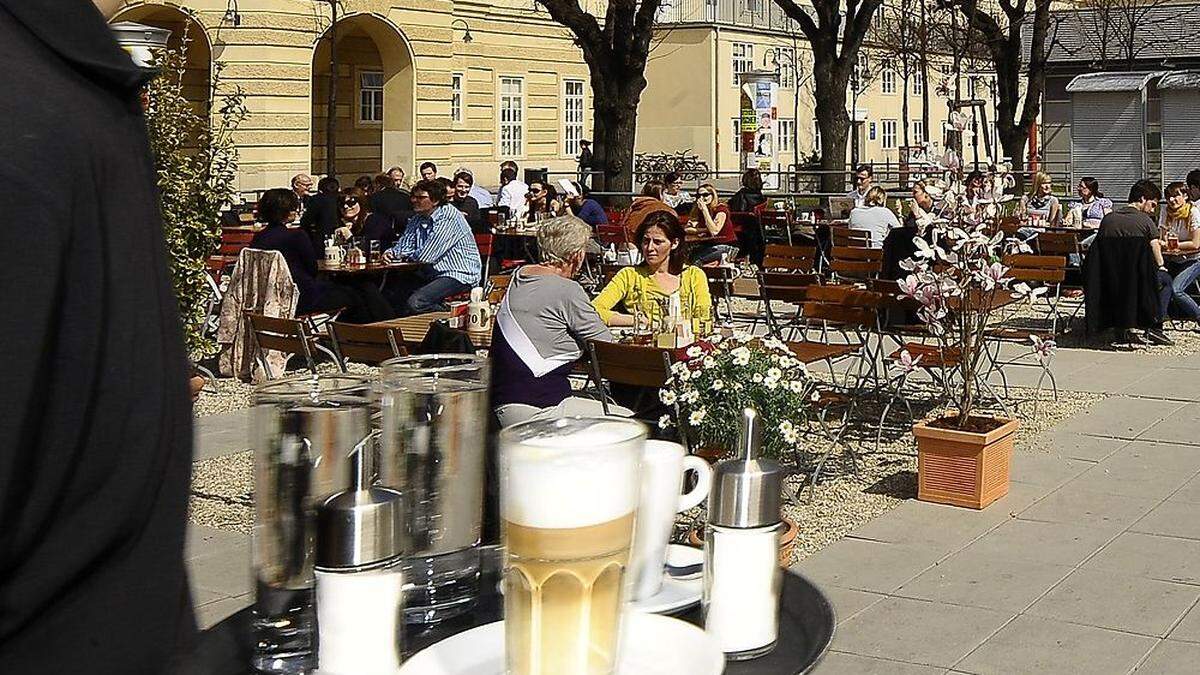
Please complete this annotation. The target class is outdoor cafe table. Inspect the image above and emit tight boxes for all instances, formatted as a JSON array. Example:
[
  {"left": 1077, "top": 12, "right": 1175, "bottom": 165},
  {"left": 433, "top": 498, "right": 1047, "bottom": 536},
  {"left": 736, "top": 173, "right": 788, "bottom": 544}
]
[
  {"left": 317, "top": 259, "right": 424, "bottom": 275},
  {"left": 188, "top": 547, "right": 835, "bottom": 674},
  {"left": 369, "top": 310, "right": 492, "bottom": 349}
]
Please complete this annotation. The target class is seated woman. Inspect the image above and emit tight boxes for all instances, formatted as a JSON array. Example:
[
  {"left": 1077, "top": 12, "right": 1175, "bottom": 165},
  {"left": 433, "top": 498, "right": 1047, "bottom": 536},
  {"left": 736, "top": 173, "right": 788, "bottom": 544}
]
[
  {"left": 250, "top": 189, "right": 394, "bottom": 324},
  {"left": 594, "top": 210, "right": 712, "bottom": 327},
  {"left": 525, "top": 180, "right": 564, "bottom": 223},
  {"left": 622, "top": 179, "right": 676, "bottom": 248},
  {"left": 687, "top": 182, "right": 738, "bottom": 265},
  {"left": 728, "top": 168, "right": 767, "bottom": 212},
  {"left": 847, "top": 186, "right": 900, "bottom": 248},
  {"left": 1157, "top": 181, "right": 1200, "bottom": 326},
  {"left": 335, "top": 189, "right": 396, "bottom": 252},
  {"left": 1075, "top": 176, "right": 1113, "bottom": 229},
  {"left": 491, "top": 215, "right": 617, "bottom": 427},
  {"left": 882, "top": 181, "right": 936, "bottom": 281},
  {"left": 1023, "top": 171, "right": 1062, "bottom": 226}
]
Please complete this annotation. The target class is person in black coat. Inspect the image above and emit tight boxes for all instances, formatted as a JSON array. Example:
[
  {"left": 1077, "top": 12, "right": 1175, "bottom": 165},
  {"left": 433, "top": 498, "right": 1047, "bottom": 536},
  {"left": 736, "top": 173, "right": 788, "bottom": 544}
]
[
  {"left": 252, "top": 190, "right": 394, "bottom": 324},
  {"left": 452, "top": 170, "right": 485, "bottom": 233},
  {"left": 0, "top": 0, "right": 195, "bottom": 670},
  {"left": 300, "top": 174, "right": 342, "bottom": 249},
  {"left": 728, "top": 167, "right": 767, "bottom": 212},
  {"left": 370, "top": 167, "right": 414, "bottom": 235}
]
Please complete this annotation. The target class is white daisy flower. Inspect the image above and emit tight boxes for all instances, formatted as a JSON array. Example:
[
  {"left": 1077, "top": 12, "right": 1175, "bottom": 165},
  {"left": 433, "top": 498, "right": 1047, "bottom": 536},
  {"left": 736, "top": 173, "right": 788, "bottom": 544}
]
[
  {"left": 689, "top": 409, "right": 707, "bottom": 426},
  {"left": 659, "top": 389, "right": 677, "bottom": 405},
  {"left": 712, "top": 380, "right": 725, "bottom": 391},
  {"left": 686, "top": 345, "right": 704, "bottom": 358},
  {"left": 658, "top": 414, "right": 673, "bottom": 429}
]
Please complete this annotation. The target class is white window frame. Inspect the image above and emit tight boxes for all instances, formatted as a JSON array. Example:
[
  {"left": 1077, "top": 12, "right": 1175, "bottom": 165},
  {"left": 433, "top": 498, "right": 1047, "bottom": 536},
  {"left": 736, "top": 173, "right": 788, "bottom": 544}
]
[
  {"left": 882, "top": 118, "right": 897, "bottom": 150},
  {"left": 912, "top": 70, "right": 924, "bottom": 96},
  {"left": 498, "top": 75, "right": 525, "bottom": 158},
  {"left": 357, "top": 69, "right": 384, "bottom": 126},
  {"left": 732, "top": 42, "right": 754, "bottom": 87},
  {"left": 777, "top": 47, "right": 796, "bottom": 89},
  {"left": 777, "top": 118, "right": 795, "bottom": 154},
  {"left": 881, "top": 68, "right": 897, "bottom": 95},
  {"left": 450, "top": 73, "right": 464, "bottom": 125},
  {"left": 562, "top": 78, "right": 586, "bottom": 158},
  {"left": 912, "top": 119, "right": 925, "bottom": 144}
]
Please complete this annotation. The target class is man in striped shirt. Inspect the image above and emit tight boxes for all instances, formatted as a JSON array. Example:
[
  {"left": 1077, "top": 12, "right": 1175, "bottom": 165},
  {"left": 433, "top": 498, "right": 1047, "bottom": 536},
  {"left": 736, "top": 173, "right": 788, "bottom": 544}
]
[{"left": 384, "top": 179, "right": 482, "bottom": 315}]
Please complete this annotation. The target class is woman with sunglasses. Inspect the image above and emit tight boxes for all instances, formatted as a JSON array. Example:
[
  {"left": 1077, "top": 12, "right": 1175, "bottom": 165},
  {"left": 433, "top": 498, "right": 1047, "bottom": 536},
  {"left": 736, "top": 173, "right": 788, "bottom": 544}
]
[
  {"left": 525, "top": 180, "right": 564, "bottom": 223},
  {"left": 686, "top": 182, "right": 738, "bottom": 264},
  {"left": 336, "top": 188, "right": 396, "bottom": 251}
]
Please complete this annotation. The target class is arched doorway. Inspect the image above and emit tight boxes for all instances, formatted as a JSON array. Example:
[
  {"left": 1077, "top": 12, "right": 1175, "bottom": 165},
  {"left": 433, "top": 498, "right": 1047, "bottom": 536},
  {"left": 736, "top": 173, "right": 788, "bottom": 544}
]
[
  {"left": 109, "top": 4, "right": 212, "bottom": 115},
  {"left": 311, "top": 13, "right": 415, "bottom": 181}
]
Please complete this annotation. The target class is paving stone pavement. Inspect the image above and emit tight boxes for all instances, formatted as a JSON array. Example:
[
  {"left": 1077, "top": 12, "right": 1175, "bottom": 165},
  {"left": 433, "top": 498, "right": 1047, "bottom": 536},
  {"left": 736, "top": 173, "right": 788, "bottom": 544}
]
[
  {"left": 186, "top": 345, "right": 1200, "bottom": 674},
  {"left": 800, "top": 347, "right": 1200, "bottom": 674}
]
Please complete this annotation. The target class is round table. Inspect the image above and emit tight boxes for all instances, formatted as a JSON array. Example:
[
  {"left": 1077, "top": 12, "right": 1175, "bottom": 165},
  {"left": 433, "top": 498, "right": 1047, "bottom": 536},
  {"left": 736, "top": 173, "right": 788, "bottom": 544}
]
[{"left": 186, "top": 563, "right": 834, "bottom": 674}]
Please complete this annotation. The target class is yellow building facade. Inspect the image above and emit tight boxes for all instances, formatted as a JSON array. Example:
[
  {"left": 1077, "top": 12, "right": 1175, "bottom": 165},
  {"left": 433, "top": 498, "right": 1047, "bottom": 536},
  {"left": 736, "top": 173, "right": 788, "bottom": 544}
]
[
  {"left": 639, "top": 5, "right": 1001, "bottom": 179},
  {"left": 107, "top": 0, "right": 594, "bottom": 193}
]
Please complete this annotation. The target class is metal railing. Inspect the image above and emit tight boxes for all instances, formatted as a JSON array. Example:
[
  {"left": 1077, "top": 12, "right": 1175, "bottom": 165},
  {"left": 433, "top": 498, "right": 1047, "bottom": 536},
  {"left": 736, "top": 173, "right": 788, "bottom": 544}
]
[{"left": 654, "top": 0, "right": 803, "bottom": 33}]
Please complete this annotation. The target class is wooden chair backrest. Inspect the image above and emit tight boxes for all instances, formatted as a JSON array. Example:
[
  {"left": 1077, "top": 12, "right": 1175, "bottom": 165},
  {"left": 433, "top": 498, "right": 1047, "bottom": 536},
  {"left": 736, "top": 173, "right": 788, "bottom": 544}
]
[
  {"left": 600, "top": 263, "right": 629, "bottom": 286},
  {"left": 829, "top": 245, "right": 883, "bottom": 278},
  {"left": 220, "top": 228, "right": 255, "bottom": 257},
  {"left": 759, "top": 210, "right": 791, "bottom": 226},
  {"left": 588, "top": 340, "right": 672, "bottom": 388},
  {"left": 759, "top": 272, "right": 821, "bottom": 304},
  {"left": 802, "top": 284, "right": 882, "bottom": 328},
  {"left": 830, "top": 225, "right": 871, "bottom": 247},
  {"left": 1035, "top": 231, "right": 1081, "bottom": 256},
  {"left": 703, "top": 266, "right": 735, "bottom": 299},
  {"left": 246, "top": 313, "right": 312, "bottom": 358},
  {"left": 762, "top": 244, "right": 817, "bottom": 272},
  {"left": 329, "top": 322, "right": 407, "bottom": 365},
  {"left": 596, "top": 224, "right": 627, "bottom": 246},
  {"left": 1003, "top": 254, "right": 1067, "bottom": 283}
]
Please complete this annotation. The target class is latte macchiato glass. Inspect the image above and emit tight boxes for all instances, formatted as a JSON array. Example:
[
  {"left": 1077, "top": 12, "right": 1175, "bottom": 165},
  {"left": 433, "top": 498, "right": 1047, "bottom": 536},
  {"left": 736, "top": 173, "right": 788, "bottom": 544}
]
[{"left": 499, "top": 417, "right": 646, "bottom": 675}]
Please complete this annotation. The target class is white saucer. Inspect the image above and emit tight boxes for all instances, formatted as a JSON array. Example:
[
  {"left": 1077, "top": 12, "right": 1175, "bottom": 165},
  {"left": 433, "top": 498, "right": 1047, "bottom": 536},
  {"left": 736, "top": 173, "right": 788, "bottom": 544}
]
[
  {"left": 630, "top": 544, "right": 704, "bottom": 615},
  {"left": 398, "top": 611, "right": 723, "bottom": 675}
]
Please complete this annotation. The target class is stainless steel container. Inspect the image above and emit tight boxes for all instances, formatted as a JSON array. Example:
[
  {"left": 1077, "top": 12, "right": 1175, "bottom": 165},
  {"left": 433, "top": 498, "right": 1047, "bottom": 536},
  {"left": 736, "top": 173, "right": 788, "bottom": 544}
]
[{"left": 377, "top": 354, "right": 489, "bottom": 624}]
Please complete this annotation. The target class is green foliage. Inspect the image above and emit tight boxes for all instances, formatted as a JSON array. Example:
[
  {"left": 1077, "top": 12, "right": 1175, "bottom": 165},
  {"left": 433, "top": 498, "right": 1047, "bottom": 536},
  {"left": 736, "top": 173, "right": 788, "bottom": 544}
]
[
  {"left": 662, "top": 335, "right": 814, "bottom": 460},
  {"left": 143, "top": 41, "right": 247, "bottom": 358}
]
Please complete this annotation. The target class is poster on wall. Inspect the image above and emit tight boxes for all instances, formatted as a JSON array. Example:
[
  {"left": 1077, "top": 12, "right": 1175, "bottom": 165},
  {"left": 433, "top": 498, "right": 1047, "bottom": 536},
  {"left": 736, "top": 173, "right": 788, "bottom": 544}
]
[{"left": 738, "top": 71, "right": 779, "bottom": 189}]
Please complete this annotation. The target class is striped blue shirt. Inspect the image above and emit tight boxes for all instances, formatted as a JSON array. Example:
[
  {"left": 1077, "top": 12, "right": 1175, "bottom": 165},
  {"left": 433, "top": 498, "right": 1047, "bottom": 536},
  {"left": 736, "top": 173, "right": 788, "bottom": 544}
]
[{"left": 390, "top": 204, "right": 481, "bottom": 286}]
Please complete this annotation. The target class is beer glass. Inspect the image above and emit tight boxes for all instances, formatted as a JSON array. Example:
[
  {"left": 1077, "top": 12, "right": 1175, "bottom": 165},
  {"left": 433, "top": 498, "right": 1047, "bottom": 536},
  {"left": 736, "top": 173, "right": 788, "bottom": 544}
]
[
  {"left": 499, "top": 417, "right": 646, "bottom": 675},
  {"left": 251, "top": 374, "right": 370, "bottom": 674}
]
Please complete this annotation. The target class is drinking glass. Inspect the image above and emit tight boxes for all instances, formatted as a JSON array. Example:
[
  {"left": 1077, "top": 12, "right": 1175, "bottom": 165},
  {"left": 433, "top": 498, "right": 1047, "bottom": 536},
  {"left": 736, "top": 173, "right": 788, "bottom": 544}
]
[
  {"left": 500, "top": 417, "right": 646, "bottom": 675},
  {"left": 369, "top": 240, "right": 382, "bottom": 264},
  {"left": 378, "top": 354, "right": 490, "bottom": 624},
  {"left": 251, "top": 374, "right": 371, "bottom": 674}
]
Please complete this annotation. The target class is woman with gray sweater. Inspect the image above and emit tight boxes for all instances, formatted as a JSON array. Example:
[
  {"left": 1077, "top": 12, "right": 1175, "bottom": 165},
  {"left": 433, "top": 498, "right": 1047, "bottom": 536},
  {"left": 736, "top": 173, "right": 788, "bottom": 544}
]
[
  {"left": 491, "top": 215, "right": 616, "bottom": 426},
  {"left": 847, "top": 186, "right": 900, "bottom": 248}
]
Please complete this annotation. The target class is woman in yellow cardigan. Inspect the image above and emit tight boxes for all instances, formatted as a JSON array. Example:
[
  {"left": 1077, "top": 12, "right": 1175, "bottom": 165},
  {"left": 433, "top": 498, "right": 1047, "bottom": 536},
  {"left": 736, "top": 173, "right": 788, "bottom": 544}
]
[{"left": 593, "top": 210, "right": 712, "bottom": 326}]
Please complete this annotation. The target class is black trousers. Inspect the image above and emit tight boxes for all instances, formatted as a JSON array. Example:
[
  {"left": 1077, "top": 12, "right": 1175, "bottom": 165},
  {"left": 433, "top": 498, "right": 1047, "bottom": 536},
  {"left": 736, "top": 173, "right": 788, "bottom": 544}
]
[{"left": 307, "top": 279, "right": 395, "bottom": 324}]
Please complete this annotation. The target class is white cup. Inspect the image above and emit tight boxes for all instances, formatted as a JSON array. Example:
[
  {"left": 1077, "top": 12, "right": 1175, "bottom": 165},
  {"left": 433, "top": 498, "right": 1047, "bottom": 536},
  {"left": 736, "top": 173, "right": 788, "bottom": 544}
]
[{"left": 630, "top": 440, "right": 712, "bottom": 601}]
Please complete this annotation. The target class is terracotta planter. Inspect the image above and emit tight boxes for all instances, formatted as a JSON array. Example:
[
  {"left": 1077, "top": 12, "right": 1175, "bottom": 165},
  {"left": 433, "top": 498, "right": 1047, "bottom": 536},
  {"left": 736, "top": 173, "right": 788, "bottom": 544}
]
[
  {"left": 913, "top": 415, "right": 1018, "bottom": 510},
  {"left": 687, "top": 516, "right": 799, "bottom": 566}
]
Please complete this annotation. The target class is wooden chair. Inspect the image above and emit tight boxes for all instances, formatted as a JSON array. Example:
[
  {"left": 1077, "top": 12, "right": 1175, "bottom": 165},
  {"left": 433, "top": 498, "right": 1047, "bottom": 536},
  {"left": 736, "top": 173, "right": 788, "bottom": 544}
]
[
  {"left": 596, "top": 224, "right": 628, "bottom": 248},
  {"left": 327, "top": 322, "right": 407, "bottom": 368},
  {"left": 761, "top": 243, "right": 817, "bottom": 273},
  {"left": 703, "top": 266, "right": 736, "bottom": 323},
  {"left": 1003, "top": 253, "right": 1068, "bottom": 334},
  {"left": 759, "top": 209, "right": 793, "bottom": 246},
  {"left": 246, "top": 313, "right": 324, "bottom": 380},
  {"left": 829, "top": 246, "right": 883, "bottom": 280},
  {"left": 486, "top": 274, "right": 512, "bottom": 304},
  {"left": 586, "top": 340, "right": 676, "bottom": 425},
  {"left": 758, "top": 272, "right": 822, "bottom": 341},
  {"left": 829, "top": 225, "right": 871, "bottom": 248}
]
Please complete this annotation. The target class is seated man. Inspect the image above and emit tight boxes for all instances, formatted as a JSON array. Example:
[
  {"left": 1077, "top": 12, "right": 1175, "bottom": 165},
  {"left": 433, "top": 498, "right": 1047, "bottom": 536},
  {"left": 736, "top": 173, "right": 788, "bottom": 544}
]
[{"left": 385, "top": 179, "right": 481, "bottom": 315}]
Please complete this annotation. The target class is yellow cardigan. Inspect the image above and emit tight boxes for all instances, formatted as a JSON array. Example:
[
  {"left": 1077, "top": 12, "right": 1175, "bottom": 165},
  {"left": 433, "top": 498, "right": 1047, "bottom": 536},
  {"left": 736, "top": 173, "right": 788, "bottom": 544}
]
[{"left": 592, "top": 265, "right": 712, "bottom": 324}]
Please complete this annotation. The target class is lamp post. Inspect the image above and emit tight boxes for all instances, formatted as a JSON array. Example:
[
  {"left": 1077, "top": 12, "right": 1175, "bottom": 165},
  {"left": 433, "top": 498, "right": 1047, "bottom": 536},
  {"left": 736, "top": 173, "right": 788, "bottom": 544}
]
[
  {"left": 849, "top": 53, "right": 871, "bottom": 169},
  {"left": 769, "top": 46, "right": 803, "bottom": 188},
  {"left": 450, "top": 18, "right": 474, "bottom": 43},
  {"left": 110, "top": 21, "right": 172, "bottom": 71}
]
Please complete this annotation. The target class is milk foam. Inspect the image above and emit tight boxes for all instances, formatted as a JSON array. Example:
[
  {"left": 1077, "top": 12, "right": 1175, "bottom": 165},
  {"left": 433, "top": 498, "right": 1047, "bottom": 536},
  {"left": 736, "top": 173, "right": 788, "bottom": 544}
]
[{"left": 503, "top": 421, "right": 642, "bottom": 530}]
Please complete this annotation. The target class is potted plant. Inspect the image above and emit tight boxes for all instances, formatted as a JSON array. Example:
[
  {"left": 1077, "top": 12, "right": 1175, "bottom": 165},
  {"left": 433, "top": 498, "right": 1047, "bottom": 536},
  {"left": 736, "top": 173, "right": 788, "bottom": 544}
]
[
  {"left": 897, "top": 166, "right": 1044, "bottom": 509},
  {"left": 660, "top": 334, "right": 814, "bottom": 461}
]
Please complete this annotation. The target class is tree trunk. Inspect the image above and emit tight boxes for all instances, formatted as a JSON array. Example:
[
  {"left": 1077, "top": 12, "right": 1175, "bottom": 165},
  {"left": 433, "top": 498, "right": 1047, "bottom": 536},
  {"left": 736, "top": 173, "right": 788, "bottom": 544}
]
[
  {"left": 998, "top": 124, "right": 1027, "bottom": 175},
  {"left": 590, "top": 73, "right": 645, "bottom": 200},
  {"left": 902, "top": 77, "right": 911, "bottom": 147},
  {"left": 812, "top": 59, "right": 851, "bottom": 194}
]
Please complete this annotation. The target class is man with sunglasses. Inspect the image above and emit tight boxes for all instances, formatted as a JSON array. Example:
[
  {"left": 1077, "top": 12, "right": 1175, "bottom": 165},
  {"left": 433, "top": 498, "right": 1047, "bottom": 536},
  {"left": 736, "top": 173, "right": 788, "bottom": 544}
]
[{"left": 385, "top": 179, "right": 481, "bottom": 315}]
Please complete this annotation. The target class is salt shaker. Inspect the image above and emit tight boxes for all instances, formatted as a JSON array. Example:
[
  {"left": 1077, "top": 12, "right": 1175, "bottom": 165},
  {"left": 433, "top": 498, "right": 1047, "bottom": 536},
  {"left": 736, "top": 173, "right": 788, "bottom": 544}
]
[
  {"left": 314, "top": 451, "right": 408, "bottom": 675},
  {"left": 702, "top": 408, "right": 784, "bottom": 660}
]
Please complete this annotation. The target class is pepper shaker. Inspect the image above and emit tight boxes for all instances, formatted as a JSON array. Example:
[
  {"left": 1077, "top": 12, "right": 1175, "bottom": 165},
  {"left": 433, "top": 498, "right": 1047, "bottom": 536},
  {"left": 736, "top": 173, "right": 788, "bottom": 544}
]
[{"left": 702, "top": 408, "right": 784, "bottom": 660}]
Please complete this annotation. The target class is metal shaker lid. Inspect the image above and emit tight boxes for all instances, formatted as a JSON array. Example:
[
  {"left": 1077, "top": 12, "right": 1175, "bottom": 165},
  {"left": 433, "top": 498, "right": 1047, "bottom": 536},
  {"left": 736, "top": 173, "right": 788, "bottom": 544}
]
[
  {"left": 708, "top": 408, "right": 783, "bottom": 529},
  {"left": 316, "top": 449, "right": 408, "bottom": 570}
]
